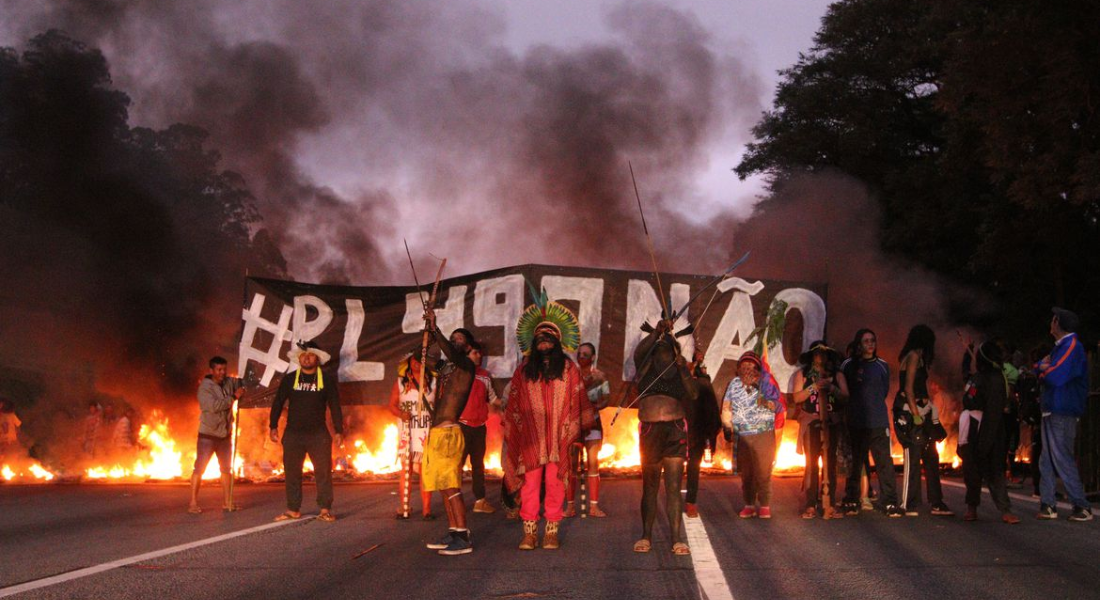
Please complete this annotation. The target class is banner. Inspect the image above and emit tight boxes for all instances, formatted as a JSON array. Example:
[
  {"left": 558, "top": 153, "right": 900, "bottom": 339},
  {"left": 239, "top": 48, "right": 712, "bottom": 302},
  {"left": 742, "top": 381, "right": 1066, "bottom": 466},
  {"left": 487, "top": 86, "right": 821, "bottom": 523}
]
[{"left": 237, "top": 264, "right": 827, "bottom": 407}]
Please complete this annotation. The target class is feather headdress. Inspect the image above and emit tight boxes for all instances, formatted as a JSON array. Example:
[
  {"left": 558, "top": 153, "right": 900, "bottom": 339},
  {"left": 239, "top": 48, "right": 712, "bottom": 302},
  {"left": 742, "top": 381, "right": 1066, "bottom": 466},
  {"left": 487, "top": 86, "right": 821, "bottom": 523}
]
[{"left": 516, "top": 283, "right": 581, "bottom": 355}]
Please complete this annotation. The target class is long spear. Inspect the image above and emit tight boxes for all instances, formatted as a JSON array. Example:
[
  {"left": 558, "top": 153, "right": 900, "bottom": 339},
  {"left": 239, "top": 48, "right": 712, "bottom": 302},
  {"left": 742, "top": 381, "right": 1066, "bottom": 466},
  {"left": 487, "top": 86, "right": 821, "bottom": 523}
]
[
  {"left": 629, "top": 162, "right": 671, "bottom": 320},
  {"left": 609, "top": 253, "right": 751, "bottom": 426},
  {"left": 402, "top": 240, "right": 446, "bottom": 519}
]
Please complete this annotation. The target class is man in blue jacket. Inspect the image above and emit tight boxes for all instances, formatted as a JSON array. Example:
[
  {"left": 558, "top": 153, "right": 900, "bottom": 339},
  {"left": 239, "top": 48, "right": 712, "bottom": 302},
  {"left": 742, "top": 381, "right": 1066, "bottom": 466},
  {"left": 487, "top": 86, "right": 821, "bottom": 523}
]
[{"left": 1036, "top": 308, "right": 1092, "bottom": 522}]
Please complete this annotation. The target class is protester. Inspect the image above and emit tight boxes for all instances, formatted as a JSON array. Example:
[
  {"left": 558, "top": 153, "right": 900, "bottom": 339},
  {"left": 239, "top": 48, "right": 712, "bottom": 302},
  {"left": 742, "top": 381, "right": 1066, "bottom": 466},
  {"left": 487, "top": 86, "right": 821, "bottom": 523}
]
[
  {"left": 958, "top": 341, "right": 1020, "bottom": 523},
  {"left": 82, "top": 401, "right": 101, "bottom": 457},
  {"left": 790, "top": 341, "right": 848, "bottom": 519},
  {"left": 388, "top": 350, "right": 436, "bottom": 520},
  {"left": 189, "top": 357, "right": 243, "bottom": 514},
  {"left": 722, "top": 351, "right": 783, "bottom": 521},
  {"left": 420, "top": 314, "right": 477, "bottom": 556},
  {"left": 684, "top": 348, "right": 720, "bottom": 519},
  {"left": 894, "top": 325, "right": 952, "bottom": 517},
  {"left": 113, "top": 406, "right": 138, "bottom": 452},
  {"left": 460, "top": 340, "right": 498, "bottom": 514},
  {"left": 1016, "top": 345, "right": 1049, "bottom": 496},
  {"left": 633, "top": 319, "right": 697, "bottom": 555},
  {"left": 270, "top": 341, "right": 343, "bottom": 523},
  {"left": 0, "top": 398, "right": 21, "bottom": 461},
  {"left": 503, "top": 298, "right": 593, "bottom": 551},
  {"left": 1036, "top": 308, "right": 1092, "bottom": 521},
  {"left": 565, "top": 342, "right": 610, "bottom": 518},
  {"left": 840, "top": 329, "right": 903, "bottom": 517}
]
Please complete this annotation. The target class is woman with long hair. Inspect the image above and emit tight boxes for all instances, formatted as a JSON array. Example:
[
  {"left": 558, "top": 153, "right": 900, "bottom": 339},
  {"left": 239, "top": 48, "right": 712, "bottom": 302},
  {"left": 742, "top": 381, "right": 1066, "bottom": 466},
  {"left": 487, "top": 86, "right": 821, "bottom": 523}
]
[{"left": 895, "top": 325, "right": 952, "bottom": 517}]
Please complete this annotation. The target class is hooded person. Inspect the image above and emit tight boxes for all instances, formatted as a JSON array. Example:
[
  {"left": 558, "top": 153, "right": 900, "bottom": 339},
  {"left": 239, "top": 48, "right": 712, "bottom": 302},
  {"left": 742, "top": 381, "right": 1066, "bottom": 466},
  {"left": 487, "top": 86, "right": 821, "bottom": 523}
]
[
  {"left": 503, "top": 292, "right": 595, "bottom": 551},
  {"left": 270, "top": 340, "right": 343, "bottom": 523}
]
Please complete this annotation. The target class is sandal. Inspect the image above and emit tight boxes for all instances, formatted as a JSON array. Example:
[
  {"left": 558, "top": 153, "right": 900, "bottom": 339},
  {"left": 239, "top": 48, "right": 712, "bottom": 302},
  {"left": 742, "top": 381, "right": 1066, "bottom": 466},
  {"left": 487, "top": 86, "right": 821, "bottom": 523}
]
[
  {"left": 633, "top": 539, "right": 652, "bottom": 553},
  {"left": 317, "top": 512, "right": 336, "bottom": 522},
  {"left": 273, "top": 511, "right": 301, "bottom": 522},
  {"left": 222, "top": 505, "right": 242, "bottom": 513},
  {"left": 187, "top": 506, "right": 203, "bottom": 515},
  {"left": 672, "top": 542, "right": 691, "bottom": 555}
]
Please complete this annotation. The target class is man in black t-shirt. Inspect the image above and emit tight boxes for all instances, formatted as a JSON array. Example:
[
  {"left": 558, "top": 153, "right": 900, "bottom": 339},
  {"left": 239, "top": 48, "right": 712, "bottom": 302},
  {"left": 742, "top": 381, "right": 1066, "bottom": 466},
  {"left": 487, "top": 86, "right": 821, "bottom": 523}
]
[{"left": 270, "top": 341, "right": 344, "bottom": 522}]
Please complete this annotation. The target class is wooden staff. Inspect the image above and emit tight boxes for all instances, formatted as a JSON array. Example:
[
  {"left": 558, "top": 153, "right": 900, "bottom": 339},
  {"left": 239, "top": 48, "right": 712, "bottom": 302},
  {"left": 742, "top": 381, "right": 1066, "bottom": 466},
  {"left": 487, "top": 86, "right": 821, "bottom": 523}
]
[
  {"left": 819, "top": 377, "right": 838, "bottom": 519},
  {"left": 402, "top": 239, "right": 446, "bottom": 519}
]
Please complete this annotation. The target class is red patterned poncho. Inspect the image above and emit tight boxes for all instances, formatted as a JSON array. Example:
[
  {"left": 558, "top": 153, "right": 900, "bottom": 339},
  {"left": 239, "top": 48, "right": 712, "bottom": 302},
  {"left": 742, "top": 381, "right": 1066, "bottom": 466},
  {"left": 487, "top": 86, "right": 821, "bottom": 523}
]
[{"left": 502, "top": 358, "right": 595, "bottom": 491}]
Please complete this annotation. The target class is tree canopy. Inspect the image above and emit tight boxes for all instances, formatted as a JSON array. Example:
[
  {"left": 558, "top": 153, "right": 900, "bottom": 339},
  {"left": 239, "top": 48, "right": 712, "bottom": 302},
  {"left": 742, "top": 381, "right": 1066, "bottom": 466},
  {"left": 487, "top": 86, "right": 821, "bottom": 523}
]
[
  {"left": 737, "top": 0, "right": 1100, "bottom": 343},
  {"left": 0, "top": 31, "right": 286, "bottom": 393}
]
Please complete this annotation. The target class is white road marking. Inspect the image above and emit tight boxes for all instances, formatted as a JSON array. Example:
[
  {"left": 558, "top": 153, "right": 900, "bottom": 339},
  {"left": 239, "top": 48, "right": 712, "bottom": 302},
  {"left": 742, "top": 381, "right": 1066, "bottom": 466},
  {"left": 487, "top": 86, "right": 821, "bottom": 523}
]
[
  {"left": 683, "top": 514, "right": 735, "bottom": 600},
  {"left": 0, "top": 517, "right": 312, "bottom": 598}
]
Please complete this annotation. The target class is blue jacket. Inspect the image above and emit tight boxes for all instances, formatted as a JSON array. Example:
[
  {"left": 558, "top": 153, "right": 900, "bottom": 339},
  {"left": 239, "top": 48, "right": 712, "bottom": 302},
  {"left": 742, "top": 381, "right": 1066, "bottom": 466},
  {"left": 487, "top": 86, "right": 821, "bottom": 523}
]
[{"left": 1040, "top": 333, "right": 1088, "bottom": 417}]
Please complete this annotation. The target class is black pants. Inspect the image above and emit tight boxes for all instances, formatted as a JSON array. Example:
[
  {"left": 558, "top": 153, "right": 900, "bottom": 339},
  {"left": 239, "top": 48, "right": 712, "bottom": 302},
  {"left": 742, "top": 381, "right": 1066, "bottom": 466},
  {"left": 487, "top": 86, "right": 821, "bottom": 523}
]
[
  {"left": 685, "top": 434, "right": 718, "bottom": 504},
  {"left": 843, "top": 426, "right": 898, "bottom": 506},
  {"left": 901, "top": 438, "right": 943, "bottom": 510},
  {"left": 737, "top": 431, "right": 775, "bottom": 506},
  {"left": 960, "top": 443, "right": 1011, "bottom": 512},
  {"left": 283, "top": 431, "right": 333, "bottom": 511},
  {"left": 460, "top": 423, "right": 487, "bottom": 500},
  {"left": 803, "top": 422, "right": 842, "bottom": 509}
]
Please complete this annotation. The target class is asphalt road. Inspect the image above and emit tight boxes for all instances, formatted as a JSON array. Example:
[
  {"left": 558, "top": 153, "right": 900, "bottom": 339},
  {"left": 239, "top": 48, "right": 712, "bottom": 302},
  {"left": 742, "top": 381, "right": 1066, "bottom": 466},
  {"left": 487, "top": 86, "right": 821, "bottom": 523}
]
[{"left": 1, "top": 475, "right": 1097, "bottom": 600}]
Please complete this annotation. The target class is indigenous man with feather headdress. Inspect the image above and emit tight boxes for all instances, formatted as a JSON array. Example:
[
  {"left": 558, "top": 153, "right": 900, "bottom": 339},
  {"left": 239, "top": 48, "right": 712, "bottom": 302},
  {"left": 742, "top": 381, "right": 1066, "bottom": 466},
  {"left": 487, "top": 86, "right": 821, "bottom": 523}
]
[{"left": 503, "top": 291, "right": 595, "bottom": 551}]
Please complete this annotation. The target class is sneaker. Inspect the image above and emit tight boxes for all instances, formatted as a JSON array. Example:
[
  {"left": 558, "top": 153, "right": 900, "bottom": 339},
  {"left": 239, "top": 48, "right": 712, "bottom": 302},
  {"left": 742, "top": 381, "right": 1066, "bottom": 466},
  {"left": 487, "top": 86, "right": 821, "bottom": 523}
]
[
  {"left": 842, "top": 501, "right": 860, "bottom": 516},
  {"left": 801, "top": 507, "right": 818, "bottom": 520},
  {"left": 1002, "top": 512, "right": 1021, "bottom": 525},
  {"left": 861, "top": 497, "right": 874, "bottom": 511},
  {"left": 1068, "top": 506, "right": 1094, "bottom": 522},
  {"left": 904, "top": 507, "right": 919, "bottom": 517},
  {"left": 963, "top": 506, "right": 977, "bottom": 521},
  {"left": 758, "top": 506, "right": 772, "bottom": 519},
  {"left": 426, "top": 531, "right": 455, "bottom": 550},
  {"left": 438, "top": 535, "right": 473, "bottom": 555},
  {"left": 885, "top": 505, "right": 904, "bottom": 518},
  {"left": 930, "top": 503, "right": 955, "bottom": 517},
  {"left": 472, "top": 499, "right": 496, "bottom": 514},
  {"left": 1037, "top": 504, "right": 1058, "bottom": 520},
  {"left": 684, "top": 503, "right": 700, "bottom": 519},
  {"left": 738, "top": 506, "right": 757, "bottom": 519}
]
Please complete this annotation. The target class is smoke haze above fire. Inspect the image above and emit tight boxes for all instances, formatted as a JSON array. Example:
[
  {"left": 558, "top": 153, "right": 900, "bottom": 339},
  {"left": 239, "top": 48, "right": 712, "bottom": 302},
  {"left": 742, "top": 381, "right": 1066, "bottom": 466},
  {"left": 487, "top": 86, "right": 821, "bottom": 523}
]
[
  {"left": 0, "top": 0, "right": 984, "bottom": 469},
  {"left": 0, "top": 0, "right": 832, "bottom": 282}
]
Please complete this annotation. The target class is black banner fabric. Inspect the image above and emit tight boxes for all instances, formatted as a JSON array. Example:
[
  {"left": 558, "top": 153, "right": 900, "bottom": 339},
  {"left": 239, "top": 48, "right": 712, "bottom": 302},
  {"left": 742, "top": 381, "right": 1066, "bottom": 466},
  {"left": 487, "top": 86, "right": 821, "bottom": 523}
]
[{"left": 237, "top": 264, "right": 827, "bottom": 407}]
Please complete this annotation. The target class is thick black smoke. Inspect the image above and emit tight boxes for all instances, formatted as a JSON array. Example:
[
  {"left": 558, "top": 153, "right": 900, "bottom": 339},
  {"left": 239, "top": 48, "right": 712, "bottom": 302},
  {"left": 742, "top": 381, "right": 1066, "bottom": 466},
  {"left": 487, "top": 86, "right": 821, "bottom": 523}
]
[{"left": 1, "top": 0, "right": 763, "bottom": 280}]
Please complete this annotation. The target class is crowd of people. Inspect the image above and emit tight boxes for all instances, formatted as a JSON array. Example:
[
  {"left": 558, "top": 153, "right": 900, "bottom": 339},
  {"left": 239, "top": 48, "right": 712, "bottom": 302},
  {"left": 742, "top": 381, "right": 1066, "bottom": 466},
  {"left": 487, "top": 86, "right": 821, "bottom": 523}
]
[{"left": 187, "top": 304, "right": 1095, "bottom": 555}]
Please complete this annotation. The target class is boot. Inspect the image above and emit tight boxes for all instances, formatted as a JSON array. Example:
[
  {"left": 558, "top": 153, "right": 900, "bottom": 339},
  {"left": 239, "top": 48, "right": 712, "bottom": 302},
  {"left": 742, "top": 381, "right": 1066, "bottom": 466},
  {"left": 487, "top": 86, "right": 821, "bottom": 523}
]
[
  {"left": 542, "top": 520, "right": 560, "bottom": 549},
  {"left": 519, "top": 520, "right": 538, "bottom": 550}
]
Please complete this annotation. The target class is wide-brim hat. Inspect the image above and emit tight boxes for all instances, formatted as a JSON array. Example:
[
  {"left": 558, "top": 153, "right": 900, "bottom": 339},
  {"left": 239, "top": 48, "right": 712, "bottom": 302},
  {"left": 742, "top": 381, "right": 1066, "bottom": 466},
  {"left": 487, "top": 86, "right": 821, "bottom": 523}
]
[
  {"left": 287, "top": 340, "right": 331, "bottom": 367},
  {"left": 799, "top": 340, "right": 838, "bottom": 366}
]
